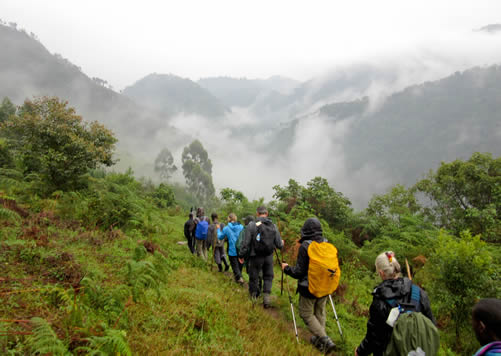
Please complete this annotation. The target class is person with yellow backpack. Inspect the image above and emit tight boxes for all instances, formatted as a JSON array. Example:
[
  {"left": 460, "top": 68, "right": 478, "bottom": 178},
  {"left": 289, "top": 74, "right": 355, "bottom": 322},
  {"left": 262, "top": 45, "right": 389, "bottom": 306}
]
[{"left": 281, "top": 218, "right": 340, "bottom": 354}]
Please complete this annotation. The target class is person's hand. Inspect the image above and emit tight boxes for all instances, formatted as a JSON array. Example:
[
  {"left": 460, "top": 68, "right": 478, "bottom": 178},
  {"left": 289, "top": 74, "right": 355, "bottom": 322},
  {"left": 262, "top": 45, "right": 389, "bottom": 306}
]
[
  {"left": 238, "top": 258, "right": 244, "bottom": 264},
  {"left": 354, "top": 347, "right": 359, "bottom": 356},
  {"left": 281, "top": 263, "right": 288, "bottom": 270},
  {"left": 281, "top": 239, "right": 285, "bottom": 247}
]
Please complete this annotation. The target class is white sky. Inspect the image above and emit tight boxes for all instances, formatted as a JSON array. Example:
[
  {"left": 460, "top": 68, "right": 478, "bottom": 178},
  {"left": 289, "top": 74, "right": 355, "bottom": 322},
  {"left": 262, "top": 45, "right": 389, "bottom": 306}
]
[{"left": 2, "top": 0, "right": 501, "bottom": 89}]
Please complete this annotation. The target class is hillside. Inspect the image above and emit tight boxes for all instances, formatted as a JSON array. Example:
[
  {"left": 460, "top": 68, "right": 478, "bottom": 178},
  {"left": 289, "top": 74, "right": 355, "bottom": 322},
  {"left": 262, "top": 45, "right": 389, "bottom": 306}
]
[
  {"left": 0, "top": 24, "right": 188, "bottom": 162},
  {"left": 198, "top": 76, "right": 299, "bottom": 108},
  {"left": 269, "top": 65, "right": 501, "bottom": 190},
  {"left": 123, "top": 73, "right": 230, "bottom": 118}
]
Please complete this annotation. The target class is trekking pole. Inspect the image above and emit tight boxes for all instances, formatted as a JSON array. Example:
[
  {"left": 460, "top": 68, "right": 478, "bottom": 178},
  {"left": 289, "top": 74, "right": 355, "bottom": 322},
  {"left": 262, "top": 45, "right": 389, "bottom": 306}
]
[
  {"left": 285, "top": 274, "right": 299, "bottom": 343},
  {"left": 405, "top": 258, "right": 412, "bottom": 280},
  {"left": 328, "top": 294, "right": 344, "bottom": 341},
  {"left": 273, "top": 249, "right": 284, "bottom": 296}
]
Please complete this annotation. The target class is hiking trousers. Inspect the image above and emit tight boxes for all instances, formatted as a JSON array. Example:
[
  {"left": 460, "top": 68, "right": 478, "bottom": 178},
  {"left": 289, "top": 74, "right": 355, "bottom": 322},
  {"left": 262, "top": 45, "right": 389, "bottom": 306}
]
[
  {"left": 298, "top": 295, "right": 328, "bottom": 338},
  {"left": 229, "top": 256, "right": 243, "bottom": 281},
  {"left": 186, "top": 233, "right": 195, "bottom": 254},
  {"left": 248, "top": 254, "right": 274, "bottom": 297},
  {"left": 196, "top": 239, "right": 207, "bottom": 260},
  {"left": 214, "top": 246, "right": 227, "bottom": 265}
]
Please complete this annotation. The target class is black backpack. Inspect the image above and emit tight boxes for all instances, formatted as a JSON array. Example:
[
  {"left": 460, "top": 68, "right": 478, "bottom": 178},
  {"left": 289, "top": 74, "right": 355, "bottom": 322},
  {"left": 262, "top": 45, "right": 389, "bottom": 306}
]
[{"left": 253, "top": 219, "right": 277, "bottom": 256}]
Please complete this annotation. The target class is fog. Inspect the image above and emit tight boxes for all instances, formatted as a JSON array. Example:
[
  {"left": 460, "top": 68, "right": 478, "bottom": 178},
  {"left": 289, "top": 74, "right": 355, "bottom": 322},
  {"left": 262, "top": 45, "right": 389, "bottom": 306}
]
[{"left": 1, "top": 6, "right": 501, "bottom": 209}]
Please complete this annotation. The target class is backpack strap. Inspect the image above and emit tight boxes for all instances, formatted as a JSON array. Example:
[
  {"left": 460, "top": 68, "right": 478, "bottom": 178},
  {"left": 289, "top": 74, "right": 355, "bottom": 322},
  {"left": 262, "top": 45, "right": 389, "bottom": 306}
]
[{"left": 409, "top": 284, "right": 421, "bottom": 312}]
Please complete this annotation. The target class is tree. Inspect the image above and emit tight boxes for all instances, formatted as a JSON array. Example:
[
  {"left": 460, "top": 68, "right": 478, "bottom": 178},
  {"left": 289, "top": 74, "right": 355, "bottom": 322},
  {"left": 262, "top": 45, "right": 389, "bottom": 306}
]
[
  {"left": 0, "top": 97, "right": 117, "bottom": 193},
  {"left": 414, "top": 152, "right": 501, "bottom": 242},
  {"left": 0, "top": 97, "right": 16, "bottom": 123},
  {"left": 181, "top": 140, "right": 215, "bottom": 203},
  {"left": 367, "top": 184, "right": 421, "bottom": 226},
  {"left": 429, "top": 230, "right": 495, "bottom": 347},
  {"left": 273, "top": 177, "right": 352, "bottom": 231},
  {"left": 154, "top": 148, "right": 177, "bottom": 180}
]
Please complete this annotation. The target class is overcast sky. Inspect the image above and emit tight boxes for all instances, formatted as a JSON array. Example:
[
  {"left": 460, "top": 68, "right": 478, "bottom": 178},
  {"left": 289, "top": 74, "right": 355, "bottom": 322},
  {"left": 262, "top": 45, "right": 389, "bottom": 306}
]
[{"left": 2, "top": 0, "right": 501, "bottom": 89}]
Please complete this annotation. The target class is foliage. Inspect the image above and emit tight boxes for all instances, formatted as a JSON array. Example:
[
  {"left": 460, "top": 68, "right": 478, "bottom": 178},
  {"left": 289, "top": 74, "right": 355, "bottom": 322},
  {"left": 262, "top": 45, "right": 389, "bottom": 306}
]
[
  {"left": 273, "top": 177, "right": 352, "bottom": 231},
  {"left": 0, "top": 97, "right": 117, "bottom": 194},
  {"left": 181, "top": 140, "right": 215, "bottom": 203},
  {"left": 154, "top": 147, "right": 177, "bottom": 180},
  {"left": 429, "top": 230, "right": 496, "bottom": 346},
  {"left": 415, "top": 152, "right": 501, "bottom": 242},
  {"left": 0, "top": 97, "right": 16, "bottom": 123},
  {"left": 26, "top": 317, "right": 69, "bottom": 356},
  {"left": 77, "top": 327, "right": 131, "bottom": 356}
]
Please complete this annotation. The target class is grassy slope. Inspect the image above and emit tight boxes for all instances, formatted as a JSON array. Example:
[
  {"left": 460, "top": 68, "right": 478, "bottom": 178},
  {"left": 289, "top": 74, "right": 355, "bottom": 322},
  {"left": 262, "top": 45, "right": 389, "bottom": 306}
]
[{"left": 3, "top": 208, "right": 354, "bottom": 355}]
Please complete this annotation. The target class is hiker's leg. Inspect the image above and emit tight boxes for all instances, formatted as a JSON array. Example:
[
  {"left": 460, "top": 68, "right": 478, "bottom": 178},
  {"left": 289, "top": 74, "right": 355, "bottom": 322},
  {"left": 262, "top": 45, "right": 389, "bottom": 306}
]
[
  {"left": 229, "top": 256, "right": 242, "bottom": 281},
  {"left": 248, "top": 257, "right": 262, "bottom": 297},
  {"left": 214, "top": 246, "right": 222, "bottom": 265},
  {"left": 299, "top": 295, "right": 327, "bottom": 338},
  {"left": 202, "top": 245, "right": 208, "bottom": 260},
  {"left": 221, "top": 253, "right": 229, "bottom": 271},
  {"left": 196, "top": 239, "right": 202, "bottom": 257},
  {"left": 262, "top": 254, "right": 274, "bottom": 294},
  {"left": 314, "top": 296, "right": 328, "bottom": 332}
]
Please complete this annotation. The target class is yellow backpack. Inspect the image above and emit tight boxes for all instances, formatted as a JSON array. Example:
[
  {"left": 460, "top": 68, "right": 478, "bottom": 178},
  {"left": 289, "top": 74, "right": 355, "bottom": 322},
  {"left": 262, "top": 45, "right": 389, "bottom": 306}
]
[{"left": 307, "top": 241, "right": 341, "bottom": 298}]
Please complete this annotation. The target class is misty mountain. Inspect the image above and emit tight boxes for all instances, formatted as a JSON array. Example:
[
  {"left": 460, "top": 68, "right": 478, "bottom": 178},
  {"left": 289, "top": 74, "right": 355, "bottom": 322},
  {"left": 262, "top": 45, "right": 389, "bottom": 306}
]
[
  {"left": 274, "top": 65, "right": 501, "bottom": 189},
  {"left": 123, "top": 73, "right": 230, "bottom": 118},
  {"left": 0, "top": 24, "right": 188, "bottom": 163},
  {"left": 198, "top": 76, "right": 299, "bottom": 108}
]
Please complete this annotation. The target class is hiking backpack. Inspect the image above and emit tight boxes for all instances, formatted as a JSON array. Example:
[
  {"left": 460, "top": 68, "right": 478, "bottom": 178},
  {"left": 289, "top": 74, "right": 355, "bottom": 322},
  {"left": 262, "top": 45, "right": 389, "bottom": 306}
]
[
  {"left": 384, "top": 284, "right": 440, "bottom": 356},
  {"left": 195, "top": 219, "right": 209, "bottom": 240},
  {"left": 236, "top": 228, "right": 245, "bottom": 257},
  {"left": 253, "top": 220, "right": 277, "bottom": 256},
  {"left": 306, "top": 240, "right": 341, "bottom": 298}
]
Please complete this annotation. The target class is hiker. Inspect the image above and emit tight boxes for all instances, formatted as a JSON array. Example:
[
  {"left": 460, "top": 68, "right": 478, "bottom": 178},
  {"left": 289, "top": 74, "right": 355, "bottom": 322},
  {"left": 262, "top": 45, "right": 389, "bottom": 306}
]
[
  {"left": 281, "top": 218, "right": 337, "bottom": 353},
  {"left": 237, "top": 216, "right": 254, "bottom": 273},
  {"left": 194, "top": 207, "right": 209, "bottom": 260},
  {"left": 239, "top": 205, "right": 283, "bottom": 308},
  {"left": 208, "top": 212, "right": 229, "bottom": 272},
  {"left": 355, "top": 251, "right": 437, "bottom": 356},
  {"left": 183, "top": 212, "right": 196, "bottom": 254},
  {"left": 217, "top": 213, "right": 244, "bottom": 283},
  {"left": 472, "top": 298, "right": 501, "bottom": 356}
]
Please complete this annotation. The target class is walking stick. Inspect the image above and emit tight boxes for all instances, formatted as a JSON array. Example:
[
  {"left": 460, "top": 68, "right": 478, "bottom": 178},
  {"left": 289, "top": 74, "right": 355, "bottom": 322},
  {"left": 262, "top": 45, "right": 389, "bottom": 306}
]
[
  {"left": 405, "top": 258, "right": 412, "bottom": 280},
  {"left": 274, "top": 249, "right": 284, "bottom": 296},
  {"left": 276, "top": 249, "right": 299, "bottom": 343},
  {"left": 328, "top": 294, "right": 344, "bottom": 341}
]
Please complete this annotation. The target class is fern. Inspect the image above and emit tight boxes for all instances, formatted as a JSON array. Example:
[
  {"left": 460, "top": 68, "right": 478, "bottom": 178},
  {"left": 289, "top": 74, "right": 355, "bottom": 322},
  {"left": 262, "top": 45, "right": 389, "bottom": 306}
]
[
  {"left": 0, "top": 206, "right": 20, "bottom": 222},
  {"left": 127, "top": 259, "right": 160, "bottom": 301},
  {"left": 26, "top": 317, "right": 69, "bottom": 356},
  {"left": 76, "top": 327, "right": 131, "bottom": 356}
]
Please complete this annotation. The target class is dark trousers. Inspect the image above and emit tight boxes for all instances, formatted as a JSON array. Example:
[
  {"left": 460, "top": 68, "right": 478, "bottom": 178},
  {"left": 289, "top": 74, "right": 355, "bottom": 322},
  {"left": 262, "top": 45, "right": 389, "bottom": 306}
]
[
  {"left": 185, "top": 234, "right": 195, "bottom": 254},
  {"left": 229, "top": 256, "right": 243, "bottom": 281},
  {"left": 248, "top": 254, "right": 274, "bottom": 297}
]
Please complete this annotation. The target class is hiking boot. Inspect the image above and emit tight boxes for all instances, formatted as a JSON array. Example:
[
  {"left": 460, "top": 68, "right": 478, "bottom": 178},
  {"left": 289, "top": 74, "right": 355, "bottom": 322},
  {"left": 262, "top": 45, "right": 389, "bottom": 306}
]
[
  {"left": 263, "top": 293, "right": 271, "bottom": 309},
  {"left": 218, "top": 264, "right": 223, "bottom": 272},
  {"left": 224, "top": 264, "right": 230, "bottom": 272},
  {"left": 237, "top": 277, "right": 244, "bottom": 285},
  {"left": 316, "top": 336, "right": 336, "bottom": 354},
  {"left": 310, "top": 335, "right": 319, "bottom": 346}
]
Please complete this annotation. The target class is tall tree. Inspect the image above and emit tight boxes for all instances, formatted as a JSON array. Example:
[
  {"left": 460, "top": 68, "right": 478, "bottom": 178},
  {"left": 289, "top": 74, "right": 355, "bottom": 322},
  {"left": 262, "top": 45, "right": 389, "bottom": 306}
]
[
  {"left": 0, "top": 96, "right": 117, "bottom": 193},
  {"left": 154, "top": 148, "right": 177, "bottom": 180},
  {"left": 181, "top": 140, "right": 215, "bottom": 203},
  {"left": 414, "top": 152, "right": 501, "bottom": 242},
  {"left": 0, "top": 97, "right": 16, "bottom": 123}
]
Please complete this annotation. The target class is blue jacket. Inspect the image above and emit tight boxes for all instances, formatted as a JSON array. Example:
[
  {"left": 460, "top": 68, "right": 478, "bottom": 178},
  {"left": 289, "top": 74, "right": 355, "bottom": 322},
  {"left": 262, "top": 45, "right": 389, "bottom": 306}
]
[{"left": 218, "top": 222, "right": 244, "bottom": 257}]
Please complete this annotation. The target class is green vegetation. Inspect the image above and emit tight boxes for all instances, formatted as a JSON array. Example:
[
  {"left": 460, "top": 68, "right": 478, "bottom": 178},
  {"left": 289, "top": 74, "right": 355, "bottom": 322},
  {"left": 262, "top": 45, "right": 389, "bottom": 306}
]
[{"left": 0, "top": 96, "right": 500, "bottom": 355}]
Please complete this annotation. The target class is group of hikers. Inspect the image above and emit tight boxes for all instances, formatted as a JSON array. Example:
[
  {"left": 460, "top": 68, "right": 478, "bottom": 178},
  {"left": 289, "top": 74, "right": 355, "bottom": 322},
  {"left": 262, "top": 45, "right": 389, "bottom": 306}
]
[{"left": 184, "top": 206, "right": 501, "bottom": 355}]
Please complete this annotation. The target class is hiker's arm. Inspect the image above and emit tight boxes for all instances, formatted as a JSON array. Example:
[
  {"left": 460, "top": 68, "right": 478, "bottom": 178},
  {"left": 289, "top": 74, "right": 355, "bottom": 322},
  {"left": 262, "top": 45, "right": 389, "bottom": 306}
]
[
  {"left": 283, "top": 244, "right": 308, "bottom": 279},
  {"left": 356, "top": 299, "right": 389, "bottom": 356},
  {"left": 419, "top": 288, "right": 436, "bottom": 325},
  {"left": 239, "top": 223, "right": 254, "bottom": 258},
  {"left": 217, "top": 226, "right": 226, "bottom": 240}
]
